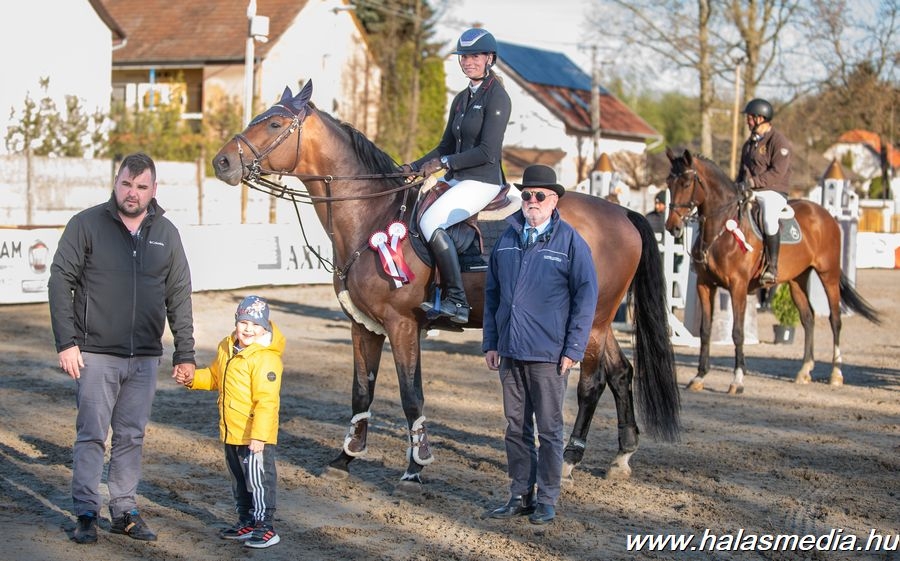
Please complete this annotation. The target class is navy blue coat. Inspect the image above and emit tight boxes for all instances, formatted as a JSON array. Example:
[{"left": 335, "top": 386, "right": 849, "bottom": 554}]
[{"left": 482, "top": 209, "right": 598, "bottom": 363}]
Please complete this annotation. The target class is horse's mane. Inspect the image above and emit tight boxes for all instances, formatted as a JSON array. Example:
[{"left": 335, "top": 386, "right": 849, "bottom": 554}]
[
  {"left": 686, "top": 152, "right": 735, "bottom": 188},
  {"left": 312, "top": 104, "right": 404, "bottom": 185}
]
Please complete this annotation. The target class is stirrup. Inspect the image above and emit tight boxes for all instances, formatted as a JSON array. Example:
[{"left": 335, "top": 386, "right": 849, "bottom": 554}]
[{"left": 760, "top": 269, "right": 777, "bottom": 286}]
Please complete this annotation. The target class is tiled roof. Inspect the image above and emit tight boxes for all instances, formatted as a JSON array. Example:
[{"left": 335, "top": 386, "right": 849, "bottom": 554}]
[
  {"left": 497, "top": 41, "right": 659, "bottom": 140},
  {"left": 503, "top": 146, "right": 566, "bottom": 179},
  {"left": 837, "top": 129, "right": 900, "bottom": 168},
  {"left": 102, "top": 0, "right": 310, "bottom": 65}
]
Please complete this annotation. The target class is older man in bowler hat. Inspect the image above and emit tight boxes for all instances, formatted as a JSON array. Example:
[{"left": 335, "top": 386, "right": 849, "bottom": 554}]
[{"left": 482, "top": 164, "right": 598, "bottom": 525}]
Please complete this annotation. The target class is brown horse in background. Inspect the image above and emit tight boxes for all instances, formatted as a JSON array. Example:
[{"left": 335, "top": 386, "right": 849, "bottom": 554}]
[
  {"left": 664, "top": 148, "right": 879, "bottom": 394},
  {"left": 212, "top": 82, "right": 680, "bottom": 489}
]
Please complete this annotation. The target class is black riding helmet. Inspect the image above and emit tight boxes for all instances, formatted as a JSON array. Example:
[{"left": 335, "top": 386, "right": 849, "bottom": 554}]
[{"left": 742, "top": 98, "right": 774, "bottom": 122}]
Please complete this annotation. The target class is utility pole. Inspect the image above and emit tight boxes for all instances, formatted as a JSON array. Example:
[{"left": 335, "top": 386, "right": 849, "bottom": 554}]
[
  {"left": 729, "top": 61, "right": 743, "bottom": 179},
  {"left": 590, "top": 45, "right": 601, "bottom": 167},
  {"left": 241, "top": 0, "right": 268, "bottom": 223}
]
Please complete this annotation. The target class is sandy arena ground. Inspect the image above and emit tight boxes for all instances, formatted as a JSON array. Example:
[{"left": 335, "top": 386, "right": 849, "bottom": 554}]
[{"left": 0, "top": 269, "right": 897, "bottom": 561}]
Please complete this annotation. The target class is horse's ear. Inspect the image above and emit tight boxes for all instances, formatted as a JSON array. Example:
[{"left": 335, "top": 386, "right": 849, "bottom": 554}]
[
  {"left": 290, "top": 80, "right": 314, "bottom": 112},
  {"left": 683, "top": 149, "right": 693, "bottom": 166},
  {"left": 280, "top": 86, "right": 293, "bottom": 103},
  {"left": 665, "top": 146, "right": 675, "bottom": 161}
]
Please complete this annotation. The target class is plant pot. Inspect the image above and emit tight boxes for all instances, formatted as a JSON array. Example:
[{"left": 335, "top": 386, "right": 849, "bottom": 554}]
[{"left": 773, "top": 324, "right": 795, "bottom": 344}]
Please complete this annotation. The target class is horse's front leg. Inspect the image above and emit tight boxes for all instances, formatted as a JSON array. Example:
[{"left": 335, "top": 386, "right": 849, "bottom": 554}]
[
  {"left": 326, "top": 321, "right": 385, "bottom": 478},
  {"left": 728, "top": 283, "right": 750, "bottom": 395},
  {"left": 386, "top": 318, "right": 432, "bottom": 488},
  {"left": 687, "top": 283, "right": 716, "bottom": 391}
]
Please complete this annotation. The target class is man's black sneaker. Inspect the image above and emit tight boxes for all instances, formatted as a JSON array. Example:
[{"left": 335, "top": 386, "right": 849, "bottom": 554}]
[
  {"left": 244, "top": 524, "right": 280, "bottom": 548},
  {"left": 220, "top": 520, "right": 255, "bottom": 540},
  {"left": 110, "top": 509, "right": 157, "bottom": 541},
  {"left": 73, "top": 512, "right": 98, "bottom": 544}
]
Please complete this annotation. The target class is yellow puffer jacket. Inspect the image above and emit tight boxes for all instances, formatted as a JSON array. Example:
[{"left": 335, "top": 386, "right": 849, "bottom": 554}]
[{"left": 189, "top": 321, "right": 285, "bottom": 445}]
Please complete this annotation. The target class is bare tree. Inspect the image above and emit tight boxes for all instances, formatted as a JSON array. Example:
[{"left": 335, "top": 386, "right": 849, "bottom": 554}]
[
  {"left": 723, "top": 0, "right": 802, "bottom": 101},
  {"left": 594, "top": 0, "right": 718, "bottom": 156}
]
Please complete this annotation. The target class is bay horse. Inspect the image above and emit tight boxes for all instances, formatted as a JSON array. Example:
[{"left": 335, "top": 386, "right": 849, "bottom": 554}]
[
  {"left": 212, "top": 82, "right": 680, "bottom": 488},
  {"left": 664, "top": 148, "right": 879, "bottom": 394}
]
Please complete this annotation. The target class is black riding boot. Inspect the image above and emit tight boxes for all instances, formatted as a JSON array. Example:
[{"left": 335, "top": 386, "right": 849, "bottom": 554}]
[
  {"left": 421, "top": 228, "right": 469, "bottom": 324},
  {"left": 761, "top": 232, "right": 780, "bottom": 285}
]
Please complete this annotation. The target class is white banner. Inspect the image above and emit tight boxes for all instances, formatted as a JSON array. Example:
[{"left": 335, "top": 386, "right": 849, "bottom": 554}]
[
  {"left": 0, "top": 221, "right": 334, "bottom": 304},
  {"left": 0, "top": 228, "right": 59, "bottom": 304}
]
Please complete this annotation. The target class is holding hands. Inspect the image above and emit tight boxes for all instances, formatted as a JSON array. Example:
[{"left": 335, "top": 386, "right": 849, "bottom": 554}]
[{"left": 172, "top": 363, "right": 196, "bottom": 386}]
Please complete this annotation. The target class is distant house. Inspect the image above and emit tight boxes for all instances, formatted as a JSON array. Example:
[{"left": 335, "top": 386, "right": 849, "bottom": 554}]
[
  {"left": 824, "top": 130, "right": 900, "bottom": 180},
  {"left": 442, "top": 41, "right": 661, "bottom": 189},
  {"left": 1, "top": 0, "right": 125, "bottom": 156},
  {"left": 101, "top": 0, "right": 380, "bottom": 136}
]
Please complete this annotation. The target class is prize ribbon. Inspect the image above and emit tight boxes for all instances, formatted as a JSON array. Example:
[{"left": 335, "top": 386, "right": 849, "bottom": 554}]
[{"left": 725, "top": 219, "right": 754, "bottom": 253}]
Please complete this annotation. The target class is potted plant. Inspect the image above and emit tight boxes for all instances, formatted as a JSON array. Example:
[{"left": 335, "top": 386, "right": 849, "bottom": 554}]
[{"left": 771, "top": 283, "right": 799, "bottom": 344}]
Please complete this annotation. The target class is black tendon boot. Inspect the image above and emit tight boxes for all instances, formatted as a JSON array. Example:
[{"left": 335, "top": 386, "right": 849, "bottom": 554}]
[
  {"left": 420, "top": 228, "right": 470, "bottom": 324},
  {"left": 761, "top": 232, "right": 780, "bottom": 285}
]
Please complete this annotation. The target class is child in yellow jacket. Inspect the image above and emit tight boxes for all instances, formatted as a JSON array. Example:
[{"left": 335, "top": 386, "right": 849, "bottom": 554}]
[{"left": 175, "top": 295, "right": 285, "bottom": 549}]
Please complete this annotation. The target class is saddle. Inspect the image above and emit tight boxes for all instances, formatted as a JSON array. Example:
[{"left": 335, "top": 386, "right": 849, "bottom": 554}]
[
  {"left": 409, "top": 180, "right": 516, "bottom": 272},
  {"left": 745, "top": 198, "right": 802, "bottom": 244}
]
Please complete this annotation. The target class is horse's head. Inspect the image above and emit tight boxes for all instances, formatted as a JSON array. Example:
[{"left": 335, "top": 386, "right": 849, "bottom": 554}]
[
  {"left": 664, "top": 147, "right": 706, "bottom": 239},
  {"left": 213, "top": 81, "right": 315, "bottom": 186}
]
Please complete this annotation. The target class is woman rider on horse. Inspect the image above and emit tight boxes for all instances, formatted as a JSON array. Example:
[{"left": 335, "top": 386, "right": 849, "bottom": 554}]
[{"left": 402, "top": 28, "right": 512, "bottom": 324}]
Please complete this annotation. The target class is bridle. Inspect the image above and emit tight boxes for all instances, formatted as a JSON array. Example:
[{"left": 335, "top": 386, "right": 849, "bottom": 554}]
[
  {"left": 228, "top": 106, "right": 424, "bottom": 203},
  {"left": 666, "top": 166, "right": 704, "bottom": 223}
]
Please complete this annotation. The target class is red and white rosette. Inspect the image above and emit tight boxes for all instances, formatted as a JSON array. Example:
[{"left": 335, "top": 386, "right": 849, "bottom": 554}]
[
  {"left": 369, "top": 223, "right": 415, "bottom": 288},
  {"left": 387, "top": 222, "right": 415, "bottom": 283},
  {"left": 725, "top": 219, "right": 754, "bottom": 253}
]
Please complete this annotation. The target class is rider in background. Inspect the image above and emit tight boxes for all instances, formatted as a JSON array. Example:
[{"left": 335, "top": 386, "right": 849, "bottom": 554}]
[
  {"left": 401, "top": 27, "right": 512, "bottom": 324},
  {"left": 736, "top": 98, "right": 793, "bottom": 285}
]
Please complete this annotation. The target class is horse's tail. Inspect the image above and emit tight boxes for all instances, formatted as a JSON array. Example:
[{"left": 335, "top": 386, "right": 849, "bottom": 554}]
[
  {"left": 839, "top": 273, "right": 881, "bottom": 324},
  {"left": 625, "top": 209, "right": 681, "bottom": 443}
]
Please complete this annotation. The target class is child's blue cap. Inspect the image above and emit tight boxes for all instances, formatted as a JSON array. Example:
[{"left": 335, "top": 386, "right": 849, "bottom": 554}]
[{"left": 235, "top": 295, "right": 270, "bottom": 331}]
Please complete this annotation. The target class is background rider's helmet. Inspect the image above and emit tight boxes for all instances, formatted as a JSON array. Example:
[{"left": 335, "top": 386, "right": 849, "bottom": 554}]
[
  {"left": 451, "top": 28, "right": 497, "bottom": 56},
  {"left": 742, "top": 98, "right": 774, "bottom": 122}
]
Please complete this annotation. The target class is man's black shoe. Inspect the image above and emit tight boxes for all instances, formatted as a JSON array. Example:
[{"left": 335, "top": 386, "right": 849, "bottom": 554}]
[
  {"left": 488, "top": 495, "right": 535, "bottom": 519},
  {"left": 73, "top": 512, "right": 98, "bottom": 544},
  {"left": 110, "top": 509, "right": 157, "bottom": 541},
  {"left": 528, "top": 503, "right": 556, "bottom": 525}
]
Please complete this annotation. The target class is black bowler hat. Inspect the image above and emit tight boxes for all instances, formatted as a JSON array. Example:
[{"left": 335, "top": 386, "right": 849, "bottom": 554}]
[{"left": 514, "top": 164, "right": 566, "bottom": 198}]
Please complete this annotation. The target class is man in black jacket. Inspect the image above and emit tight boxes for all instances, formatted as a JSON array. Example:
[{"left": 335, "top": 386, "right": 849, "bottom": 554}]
[{"left": 49, "top": 152, "right": 196, "bottom": 545}]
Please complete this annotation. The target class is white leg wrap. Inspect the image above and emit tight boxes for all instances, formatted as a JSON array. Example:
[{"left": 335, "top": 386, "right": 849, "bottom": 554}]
[
  {"left": 407, "top": 415, "right": 434, "bottom": 466},
  {"left": 343, "top": 411, "right": 371, "bottom": 457}
]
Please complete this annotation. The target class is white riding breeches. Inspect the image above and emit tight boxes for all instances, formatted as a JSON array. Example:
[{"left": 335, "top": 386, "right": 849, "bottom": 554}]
[
  {"left": 419, "top": 178, "right": 502, "bottom": 241},
  {"left": 753, "top": 189, "right": 788, "bottom": 235}
]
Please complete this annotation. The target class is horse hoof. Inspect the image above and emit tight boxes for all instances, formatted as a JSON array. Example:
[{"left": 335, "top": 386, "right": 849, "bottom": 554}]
[
  {"left": 795, "top": 373, "right": 812, "bottom": 384},
  {"left": 561, "top": 462, "right": 575, "bottom": 479},
  {"left": 394, "top": 479, "right": 425, "bottom": 500},
  {"left": 686, "top": 378, "right": 704, "bottom": 392},
  {"left": 606, "top": 463, "right": 632, "bottom": 480},
  {"left": 605, "top": 452, "right": 633, "bottom": 480},
  {"left": 829, "top": 373, "right": 844, "bottom": 386},
  {"left": 320, "top": 466, "right": 350, "bottom": 481},
  {"left": 727, "top": 383, "right": 744, "bottom": 395}
]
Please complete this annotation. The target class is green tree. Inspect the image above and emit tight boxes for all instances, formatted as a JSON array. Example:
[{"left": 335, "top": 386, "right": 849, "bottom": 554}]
[
  {"left": 354, "top": 0, "right": 445, "bottom": 162},
  {"left": 6, "top": 77, "right": 101, "bottom": 157},
  {"left": 105, "top": 98, "right": 204, "bottom": 162}
]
